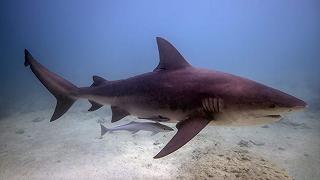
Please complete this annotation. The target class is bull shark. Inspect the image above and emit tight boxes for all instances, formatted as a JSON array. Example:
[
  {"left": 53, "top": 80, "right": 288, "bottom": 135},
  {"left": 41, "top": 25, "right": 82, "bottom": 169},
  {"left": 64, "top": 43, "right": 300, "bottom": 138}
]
[{"left": 24, "top": 37, "right": 307, "bottom": 158}]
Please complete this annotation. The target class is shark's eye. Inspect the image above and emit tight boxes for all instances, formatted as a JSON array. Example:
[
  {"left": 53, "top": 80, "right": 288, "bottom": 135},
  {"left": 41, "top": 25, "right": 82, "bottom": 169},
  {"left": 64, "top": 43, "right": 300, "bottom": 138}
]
[{"left": 269, "top": 104, "right": 276, "bottom": 108}]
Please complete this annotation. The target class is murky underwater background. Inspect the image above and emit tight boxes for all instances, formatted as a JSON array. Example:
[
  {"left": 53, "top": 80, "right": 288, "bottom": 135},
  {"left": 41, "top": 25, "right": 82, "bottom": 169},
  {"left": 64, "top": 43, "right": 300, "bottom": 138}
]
[{"left": 0, "top": 0, "right": 319, "bottom": 179}]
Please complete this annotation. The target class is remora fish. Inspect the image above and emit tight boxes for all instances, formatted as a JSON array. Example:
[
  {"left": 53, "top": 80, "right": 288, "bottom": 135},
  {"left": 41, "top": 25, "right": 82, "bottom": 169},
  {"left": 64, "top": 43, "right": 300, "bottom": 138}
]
[
  {"left": 24, "top": 37, "right": 307, "bottom": 158},
  {"left": 100, "top": 121, "right": 174, "bottom": 136}
]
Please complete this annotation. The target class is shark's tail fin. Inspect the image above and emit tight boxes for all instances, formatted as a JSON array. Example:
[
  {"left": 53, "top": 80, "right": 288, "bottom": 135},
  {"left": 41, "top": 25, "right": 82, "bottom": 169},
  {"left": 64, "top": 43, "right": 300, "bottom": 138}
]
[
  {"left": 24, "top": 49, "right": 79, "bottom": 122},
  {"left": 100, "top": 124, "right": 109, "bottom": 136}
]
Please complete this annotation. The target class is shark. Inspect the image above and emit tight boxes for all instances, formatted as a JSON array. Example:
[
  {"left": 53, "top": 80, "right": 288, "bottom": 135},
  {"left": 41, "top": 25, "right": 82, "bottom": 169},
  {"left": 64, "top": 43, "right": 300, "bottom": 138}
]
[
  {"left": 24, "top": 37, "right": 307, "bottom": 158},
  {"left": 100, "top": 121, "right": 174, "bottom": 136}
]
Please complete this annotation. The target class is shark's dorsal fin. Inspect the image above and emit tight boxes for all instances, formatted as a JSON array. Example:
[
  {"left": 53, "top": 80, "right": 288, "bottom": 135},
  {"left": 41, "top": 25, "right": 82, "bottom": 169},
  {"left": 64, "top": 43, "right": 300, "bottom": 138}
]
[
  {"left": 154, "top": 37, "right": 191, "bottom": 72},
  {"left": 91, "top": 75, "right": 108, "bottom": 87},
  {"left": 111, "top": 106, "right": 130, "bottom": 123}
]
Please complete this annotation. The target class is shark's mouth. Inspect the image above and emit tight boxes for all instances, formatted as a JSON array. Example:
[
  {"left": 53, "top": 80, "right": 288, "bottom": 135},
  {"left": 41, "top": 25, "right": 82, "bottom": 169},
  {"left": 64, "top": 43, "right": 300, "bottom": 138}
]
[{"left": 264, "top": 115, "right": 281, "bottom": 118}]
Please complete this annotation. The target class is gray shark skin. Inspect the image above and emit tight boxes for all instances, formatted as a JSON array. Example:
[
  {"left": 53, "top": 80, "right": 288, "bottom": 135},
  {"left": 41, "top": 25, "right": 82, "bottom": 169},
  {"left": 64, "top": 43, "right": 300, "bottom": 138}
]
[
  {"left": 24, "top": 37, "right": 307, "bottom": 159},
  {"left": 100, "top": 121, "right": 174, "bottom": 136}
]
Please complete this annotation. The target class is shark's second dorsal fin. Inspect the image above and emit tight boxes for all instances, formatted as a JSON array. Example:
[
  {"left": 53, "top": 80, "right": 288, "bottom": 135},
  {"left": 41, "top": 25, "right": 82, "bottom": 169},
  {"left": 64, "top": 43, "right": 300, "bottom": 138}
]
[
  {"left": 87, "top": 75, "right": 107, "bottom": 111},
  {"left": 154, "top": 37, "right": 191, "bottom": 72}
]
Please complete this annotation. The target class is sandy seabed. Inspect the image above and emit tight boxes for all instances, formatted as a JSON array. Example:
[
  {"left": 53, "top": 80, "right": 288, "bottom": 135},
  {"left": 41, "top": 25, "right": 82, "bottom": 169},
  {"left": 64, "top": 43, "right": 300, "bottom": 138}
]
[{"left": 0, "top": 96, "right": 319, "bottom": 180}]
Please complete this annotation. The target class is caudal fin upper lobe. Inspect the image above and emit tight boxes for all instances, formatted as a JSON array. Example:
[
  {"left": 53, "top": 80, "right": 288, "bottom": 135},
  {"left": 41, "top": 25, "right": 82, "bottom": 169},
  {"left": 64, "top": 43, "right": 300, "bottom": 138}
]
[{"left": 24, "top": 49, "right": 79, "bottom": 122}]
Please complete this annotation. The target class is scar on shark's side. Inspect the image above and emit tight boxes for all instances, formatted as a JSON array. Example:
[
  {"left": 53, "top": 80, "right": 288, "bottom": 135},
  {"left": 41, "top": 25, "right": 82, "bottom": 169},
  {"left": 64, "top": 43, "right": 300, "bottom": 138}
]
[{"left": 24, "top": 37, "right": 307, "bottom": 158}]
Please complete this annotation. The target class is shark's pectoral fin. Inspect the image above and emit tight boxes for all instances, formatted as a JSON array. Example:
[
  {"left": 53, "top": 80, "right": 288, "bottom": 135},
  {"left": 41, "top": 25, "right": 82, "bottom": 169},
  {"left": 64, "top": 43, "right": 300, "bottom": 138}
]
[
  {"left": 111, "top": 106, "right": 130, "bottom": 123},
  {"left": 154, "top": 116, "right": 211, "bottom": 159},
  {"left": 88, "top": 100, "right": 103, "bottom": 111}
]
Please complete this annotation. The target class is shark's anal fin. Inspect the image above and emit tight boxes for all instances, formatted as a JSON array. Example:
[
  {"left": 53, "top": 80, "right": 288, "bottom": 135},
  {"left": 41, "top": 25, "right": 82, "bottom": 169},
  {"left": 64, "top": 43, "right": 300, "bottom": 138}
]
[
  {"left": 88, "top": 101, "right": 103, "bottom": 111},
  {"left": 154, "top": 37, "right": 191, "bottom": 72},
  {"left": 154, "top": 116, "right": 211, "bottom": 159},
  {"left": 111, "top": 106, "right": 130, "bottom": 123}
]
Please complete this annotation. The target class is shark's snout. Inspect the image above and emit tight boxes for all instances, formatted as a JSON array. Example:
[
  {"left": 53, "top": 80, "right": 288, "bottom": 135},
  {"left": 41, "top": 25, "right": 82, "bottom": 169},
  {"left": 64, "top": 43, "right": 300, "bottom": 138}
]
[
  {"left": 290, "top": 99, "right": 307, "bottom": 112},
  {"left": 290, "top": 96, "right": 307, "bottom": 109},
  {"left": 258, "top": 86, "right": 307, "bottom": 114},
  {"left": 282, "top": 95, "right": 307, "bottom": 113},
  {"left": 265, "top": 86, "right": 307, "bottom": 110}
]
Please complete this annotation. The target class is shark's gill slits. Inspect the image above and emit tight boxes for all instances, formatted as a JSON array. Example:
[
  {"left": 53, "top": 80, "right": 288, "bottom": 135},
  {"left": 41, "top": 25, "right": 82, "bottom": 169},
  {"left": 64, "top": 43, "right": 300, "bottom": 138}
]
[
  {"left": 215, "top": 98, "right": 219, "bottom": 112},
  {"left": 212, "top": 98, "right": 216, "bottom": 112},
  {"left": 202, "top": 99, "right": 207, "bottom": 111},
  {"left": 202, "top": 98, "right": 223, "bottom": 113},
  {"left": 202, "top": 98, "right": 209, "bottom": 112},
  {"left": 206, "top": 98, "right": 211, "bottom": 111},
  {"left": 219, "top": 98, "right": 224, "bottom": 112},
  {"left": 209, "top": 98, "right": 214, "bottom": 112}
]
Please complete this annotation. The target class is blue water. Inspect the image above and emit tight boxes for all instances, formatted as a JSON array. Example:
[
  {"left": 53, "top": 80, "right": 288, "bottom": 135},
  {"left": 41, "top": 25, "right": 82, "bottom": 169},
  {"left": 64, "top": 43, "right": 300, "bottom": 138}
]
[
  {"left": 0, "top": 1, "right": 319, "bottom": 179},
  {"left": 1, "top": 0, "right": 319, "bottom": 100}
]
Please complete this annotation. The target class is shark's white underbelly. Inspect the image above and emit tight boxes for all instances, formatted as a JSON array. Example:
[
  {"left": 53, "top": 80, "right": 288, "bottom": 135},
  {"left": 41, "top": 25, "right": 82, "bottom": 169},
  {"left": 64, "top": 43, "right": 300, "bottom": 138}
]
[
  {"left": 92, "top": 95, "right": 187, "bottom": 122},
  {"left": 210, "top": 110, "right": 282, "bottom": 126},
  {"left": 90, "top": 95, "right": 282, "bottom": 126}
]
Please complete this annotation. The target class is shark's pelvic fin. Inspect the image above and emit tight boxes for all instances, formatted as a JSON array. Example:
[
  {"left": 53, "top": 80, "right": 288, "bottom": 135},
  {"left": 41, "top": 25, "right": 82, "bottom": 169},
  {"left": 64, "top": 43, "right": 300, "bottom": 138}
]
[
  {"left": 88, "top": 101, "right": 103, "bottom": 111},
  {"left": 24, "top": 49, "right": 79, "bottom": 122},
  {"left": 111, "top": 106, "right": 130, "bottom": 123},
  {"left": 154, "top": 116, "right": 210, "bottom": 159},
  {"left": 154, "top": 37, "right": 191, "bottom": 72}
]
